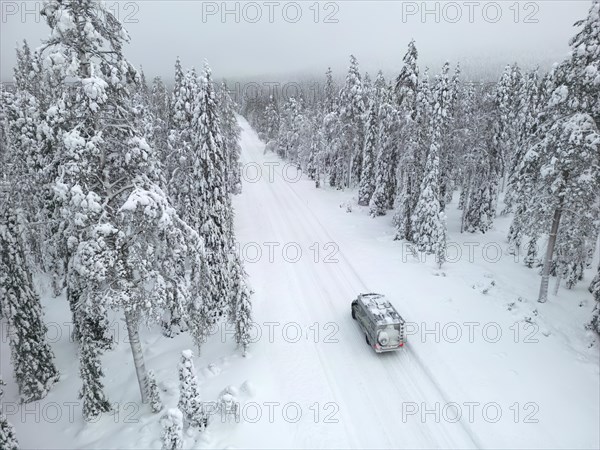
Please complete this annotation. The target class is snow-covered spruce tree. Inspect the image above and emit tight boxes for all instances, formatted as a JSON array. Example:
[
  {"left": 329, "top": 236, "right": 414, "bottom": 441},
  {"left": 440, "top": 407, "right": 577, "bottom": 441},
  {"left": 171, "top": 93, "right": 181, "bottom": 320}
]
[
  {"left": 161, "top": 408, "right": 183, "bottom": 450},
  {"left": 77, "top": 310, "right": 111, "bottom": 419},
  {"left": 363, "top": 72, "right": 373, "bottom": 103},
  {"left": 324, "top": 67, "right": 338, "bottom": 115},
  {"left": 505, "top": 69, "right": 541, "bottom": 221},
  {"left": 507, "top": 70, "right": 542, "bottom": 250},
  {"left": 394, "top": 55, "right": 426, "bottom": 242},
  {"left": 323, "top": 108, "right": 343, "bottom": 188},
  {"left": 5, "top": 41, "right": 63, "bottom": 278},
  {"left": 149, "top": 76, "right": 171, "bottom": 181},
  {"left": 278, "top": 97, "right": 303, "bottom": 161},
  {"left": 530, "top": 1, "right": 600, "bottom": 303},
  {"left": 552, "top": 211, "right": 598, "bottom": 290},
  {"left": 218, "top": 82, "right": 243, "bottom": 195},
  {"left": 337, "top": 55, "right": 365, "bottom": 188},
  {"left": 411, "top": 133, "right": 447, "bottom": 263},
  {"left": 439, "top": 63, "right": 461, "bottom": 210},
  {"left": 170, "top": 57, "right": 185, "bottom": 128},
  {"left": 0, "top": 378, "right": 19, "bottom": 450},
  {"left": 178, "top": 350, "right": 207, "bottom": 429},
  {"left": 395, "top": 39, "right": 419, "bottom": 117},
  {"left": 40, "top": 0, "right": 206, "bottom": 412},
  {"left": 228, "top": 252, "right": 253, "bottom": 356},
  {"left": 358, "top": 102, "right": 378, "bottom": 206},
  {"left": 371, "top": 70, "right": 387, "bottom": 116},
  {"left": 264, "top": 95, "right": 280, "bottom": 143},
  {"left": 370, "top": 86, "right": 400, "bottom": 216},
  {"left": 509, "top": 69, "right": 559, "bottom": 256},
  {"left": 455, "top": 84, "right": 479, "bottom": 232},
  {"left": 524, "top": 237, "right": 539, "bottom": 268},
  {"left": 162, "top": 67, "right": 206, "bottom": 339},
  {"left": 189, "top": 64, "right": 233, "bottom": 335},
  {"left": 168, "top": 67, "right": 200, "bottom": 210},
  {"left": 493, "top": 63, "right": 523, "bottom": 205},
  {"left": 306, "top": 111, "right": 325, "bottom": 186},
  {"left": 461, "top": 90, "right": 501, "bottom": 234},
  {"left": 0, "top": 207, "right": 59, "bottom": 402},
  {"left": 146, "top": 369, "right": 163, "bottom": 413},
  {"left": 590, "top": 264, "right": 600, "bottom": 334},
  {"left": 411, "top": 70, "right": 448, "bottom": 263},
  {"left": 297, "top": 109, "right": 316, "bottom": 172}
]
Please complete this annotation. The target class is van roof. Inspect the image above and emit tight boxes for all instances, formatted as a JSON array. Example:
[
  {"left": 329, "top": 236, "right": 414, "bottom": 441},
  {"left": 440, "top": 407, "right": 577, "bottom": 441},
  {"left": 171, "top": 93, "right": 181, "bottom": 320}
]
[{"left": 358, "top": 293, "right": 404, "bottom": 326}]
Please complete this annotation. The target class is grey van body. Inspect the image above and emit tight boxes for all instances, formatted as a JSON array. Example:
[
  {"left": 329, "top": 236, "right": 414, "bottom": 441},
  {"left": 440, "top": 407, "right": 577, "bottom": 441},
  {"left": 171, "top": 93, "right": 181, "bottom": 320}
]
[{"left": 351, "top": 293, "right": 406, "bottom": 353}]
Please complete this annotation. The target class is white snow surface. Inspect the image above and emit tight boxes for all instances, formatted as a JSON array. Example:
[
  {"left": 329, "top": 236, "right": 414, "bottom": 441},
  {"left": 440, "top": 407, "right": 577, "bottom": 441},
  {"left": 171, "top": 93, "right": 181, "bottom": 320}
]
[{"left": 0, "top": 116, "right": 598, "bottom": 449}]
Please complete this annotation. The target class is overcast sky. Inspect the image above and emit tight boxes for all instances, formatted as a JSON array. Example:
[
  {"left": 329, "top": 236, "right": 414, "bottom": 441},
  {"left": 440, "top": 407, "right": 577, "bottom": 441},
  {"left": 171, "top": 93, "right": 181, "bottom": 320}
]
[{"left": 0, "top": 1, "right": 594, "bottom": 83}]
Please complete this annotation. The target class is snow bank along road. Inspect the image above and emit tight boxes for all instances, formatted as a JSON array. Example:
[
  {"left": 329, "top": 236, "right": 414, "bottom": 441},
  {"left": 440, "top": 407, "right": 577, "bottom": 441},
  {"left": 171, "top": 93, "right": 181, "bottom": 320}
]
[{"left": 233, "top": 116, "right": 486, "bottom": 449}]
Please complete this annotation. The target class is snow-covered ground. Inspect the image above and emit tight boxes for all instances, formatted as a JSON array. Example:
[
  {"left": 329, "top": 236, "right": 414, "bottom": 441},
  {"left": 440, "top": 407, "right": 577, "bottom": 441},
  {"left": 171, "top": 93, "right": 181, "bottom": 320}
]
[{"left": 1, "top": 116, "right": 598, "bottom": 449}]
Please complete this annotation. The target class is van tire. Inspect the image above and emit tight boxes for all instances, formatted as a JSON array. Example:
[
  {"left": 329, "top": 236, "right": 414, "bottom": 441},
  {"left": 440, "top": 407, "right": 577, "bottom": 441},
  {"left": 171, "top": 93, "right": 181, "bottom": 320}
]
[
  {"left": 351, "top": 307, "right": 356, "bottom": 320},
  {"left": 366, "top": 335, "right": 370, "bottom": 346}
]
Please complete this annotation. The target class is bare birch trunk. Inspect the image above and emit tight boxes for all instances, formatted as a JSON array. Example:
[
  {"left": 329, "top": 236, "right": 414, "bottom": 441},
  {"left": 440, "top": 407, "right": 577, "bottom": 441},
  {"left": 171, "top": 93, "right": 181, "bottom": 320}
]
[
  {"left": 125, "top": 311, "right": 149, "bottom": 403},
  {"left": 538, "top": 203, "right": 563, "bottom": 303}
]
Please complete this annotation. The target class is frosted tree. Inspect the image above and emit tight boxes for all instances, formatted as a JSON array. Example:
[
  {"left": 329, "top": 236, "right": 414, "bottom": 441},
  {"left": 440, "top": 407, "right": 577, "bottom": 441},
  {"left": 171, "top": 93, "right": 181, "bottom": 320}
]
[
  {"left": 161, "top": 408, "right": 183, "bottom": 450},
  {"left": 147, "top": 369, "right": 163, "bottom": 413},
  {"left": 358, "top": 102, "right": 378, "bottom": 206},
  {"left": 363, "top": 72, "right": 373, "bottom": 103},
  {"left": 189, "top": 64, "right": 233, "bottom": 333},
  {"left": 228, "top": 253, "right": 253, "bottom": 356},
  {"left": 460, "top": 89, "right": 500, "bottom": 234},
  {"left": 394, "top": 55, "right": 427, "bottom": 241},
  {"left": 0, "top": 207, "right": 59, "bottom": 403},
  {"left": 411, "top": 134, "right": 446, "bottom": 259},
  {"left": 439, "top": 63, "right": 461, "bottom": 209},
  {"left": 507, "top": 69, "right": 542, "bottom": 248},
  {"left": 524, "top": 237, "right": 539, "bottom": 268},
  {"left": 0, "top": 378, "right": 19, "bottom": 450},
  {"left": 168, "top": 68, "right": 200, "bottom": 214},
  {"left": 411, "top": 69, "right": 448, "bottom": 262},
  {"left": 264, "top": 95, "right": 280, "bottom": 142},
  {"left": 323, "top": 67, "right": 338, "bottom": 114},
  {"left": 5, "top": 40, "right": 65, "bottom": 281},
  {"left": 395, "top": 39, "right": 419, "bottom": 116},
  {"left": 370, "top": 86, "right": 399, "bottom": 216},
  {"left": 78, "top": 311, "right": 112, "bottom": 420},
  {"left": 149, "top": 77, "right": 171, "bottom": 177},
  {"left": 372, "top": 70, "right": 388, "bottom": 113},
  {"left": 323, "top": 109, "right": 343, "bottom": 188},
  {"left": 505, "top": 68, "right": 541, "bottom": 217},
  {"left": 178, "top": 350, "right": 207, "bottom": 429},
  {"left": 306, "top": 112, "right": 325, "bottom": 186},
  {"left": 171, "top": 67, "right": 199, "bottom": 132},
  {"left": 337, "top": 55, "right": 365, "bottom": 187},
  {"left": 278, "top": 97, "right": 303, "bottom": 161},
  {"left": 218, "top": 82, "right": 242, "bottom": 195},
  {"left": 493, "top": 63, "right": 523, "bottom": 200}
]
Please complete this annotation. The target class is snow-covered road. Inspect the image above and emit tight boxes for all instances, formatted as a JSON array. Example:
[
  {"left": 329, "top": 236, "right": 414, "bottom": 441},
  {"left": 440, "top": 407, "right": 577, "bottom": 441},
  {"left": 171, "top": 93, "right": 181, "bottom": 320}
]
[{"left": 233, "top": 116, "right": 483, "bottom": 448}]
